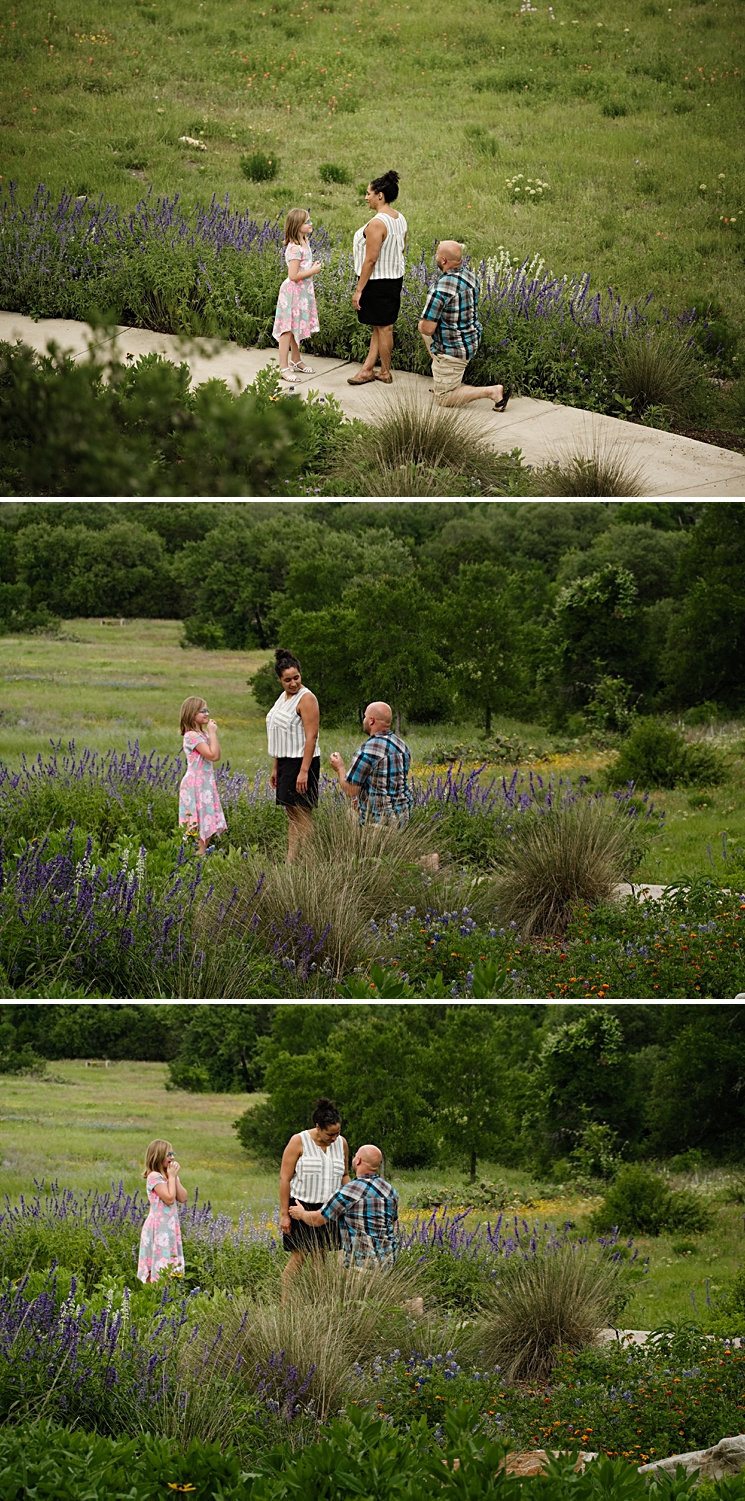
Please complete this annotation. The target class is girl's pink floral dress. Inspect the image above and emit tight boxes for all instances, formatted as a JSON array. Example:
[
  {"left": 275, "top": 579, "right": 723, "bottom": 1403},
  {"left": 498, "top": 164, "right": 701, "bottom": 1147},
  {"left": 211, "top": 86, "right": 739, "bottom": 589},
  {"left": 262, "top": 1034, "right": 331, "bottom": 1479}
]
[
  {"left": 179, "top": 731, "right": 227, "bottom": 841},
  {"left": 137, "top": 1172, "right": 185, "bottom": 1282},
  {"left": 272, "top": 241, "right": 320, "bottom": 342}
]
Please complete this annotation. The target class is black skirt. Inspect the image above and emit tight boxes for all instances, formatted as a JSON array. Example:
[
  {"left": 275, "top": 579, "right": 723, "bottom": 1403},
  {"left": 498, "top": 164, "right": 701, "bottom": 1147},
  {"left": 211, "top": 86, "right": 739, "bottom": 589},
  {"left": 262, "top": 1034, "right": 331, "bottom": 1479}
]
[
  {"left": 282, "top": 1197, "right": 340, "bottom": 1254},
  {"left": 357, "top": 275, "right": 403, "bottom": 327},
  {"left": 276, "top": 755, "right": 320, "bottom": 809}
]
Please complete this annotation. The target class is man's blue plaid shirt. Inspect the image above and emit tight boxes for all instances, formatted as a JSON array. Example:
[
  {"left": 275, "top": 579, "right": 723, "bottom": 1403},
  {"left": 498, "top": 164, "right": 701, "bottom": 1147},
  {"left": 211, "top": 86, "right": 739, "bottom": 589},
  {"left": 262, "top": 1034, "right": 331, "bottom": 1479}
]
[
  {"left": 346, "top": 731, "right": 412, "bottom": 825},
  {"left": 321, "top": 1174, "right": 399, "bottom": 1268}
]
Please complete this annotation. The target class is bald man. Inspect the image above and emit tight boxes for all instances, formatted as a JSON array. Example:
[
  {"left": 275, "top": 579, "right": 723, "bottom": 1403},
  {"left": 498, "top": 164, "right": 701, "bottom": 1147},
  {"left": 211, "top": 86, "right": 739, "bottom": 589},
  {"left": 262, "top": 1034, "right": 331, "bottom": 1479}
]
[
  {"left": 289, "top": 1143, "right": 399, "bottom": 1269},
  {"left": 329, "top": 701, "right": 412, "bottom": 827},
  {"left": 418, "top": 240, "right": 510, "bottom": 410}
]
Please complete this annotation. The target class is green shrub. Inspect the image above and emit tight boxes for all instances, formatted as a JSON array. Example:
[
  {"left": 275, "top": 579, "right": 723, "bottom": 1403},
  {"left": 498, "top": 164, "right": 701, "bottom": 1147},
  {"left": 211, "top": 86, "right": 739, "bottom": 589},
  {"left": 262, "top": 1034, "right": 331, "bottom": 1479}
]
[
  {"left": 240, "top": 151, "right": 280, "bottom": 182},
  {"left": 605, "top": 718, "right": 727, "bottom": 789},
  {"left": 319, "top": 162, "right": 351, "bottom": 184},
  {"left": 0, "top": 343, "right": 310, "bottom": 497},
  {"left": 590, "top": 1164, "right": 709, "bottom": 1237}
]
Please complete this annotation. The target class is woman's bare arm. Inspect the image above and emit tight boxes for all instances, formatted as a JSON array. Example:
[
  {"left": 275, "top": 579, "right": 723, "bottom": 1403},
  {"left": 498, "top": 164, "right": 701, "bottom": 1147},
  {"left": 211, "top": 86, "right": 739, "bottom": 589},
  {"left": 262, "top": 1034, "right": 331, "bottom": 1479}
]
[
  {"left": 279, "top": 1134, "right": 304, "bottom": 1233},
  {"left": 295, "top": 693, "right": 320, "bottom": 793}
]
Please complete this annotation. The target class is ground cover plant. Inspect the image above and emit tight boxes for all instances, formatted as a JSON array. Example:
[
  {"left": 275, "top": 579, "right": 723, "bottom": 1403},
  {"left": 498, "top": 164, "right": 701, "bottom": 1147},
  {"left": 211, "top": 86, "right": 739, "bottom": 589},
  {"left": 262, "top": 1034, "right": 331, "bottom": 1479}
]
[{"left": 0, "top": 0, "right": 742, "bottom": 430}]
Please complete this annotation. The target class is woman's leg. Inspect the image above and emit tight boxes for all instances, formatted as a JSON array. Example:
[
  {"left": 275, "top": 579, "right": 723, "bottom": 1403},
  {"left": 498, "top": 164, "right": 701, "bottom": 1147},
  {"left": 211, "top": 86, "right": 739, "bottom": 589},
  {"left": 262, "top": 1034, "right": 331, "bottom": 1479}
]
[
  {"left": 359, "top": 327, "right": 380, "bottom": 376},
  {"left": 282, "top": 1249, "right": 306, "bottom": 1301},
  {"left": 286, "top": 806, "right": 314, "bottom": 863},
  {"left": 375, "top": 323, "right": 394, "bottom": 377}
]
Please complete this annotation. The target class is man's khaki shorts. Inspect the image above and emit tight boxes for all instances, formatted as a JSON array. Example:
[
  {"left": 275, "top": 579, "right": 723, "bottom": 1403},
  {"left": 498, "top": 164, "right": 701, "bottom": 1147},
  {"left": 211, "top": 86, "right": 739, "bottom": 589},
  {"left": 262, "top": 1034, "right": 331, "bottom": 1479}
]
[{"left": 421, "top": 333, "right": 469, "bottom": 404}]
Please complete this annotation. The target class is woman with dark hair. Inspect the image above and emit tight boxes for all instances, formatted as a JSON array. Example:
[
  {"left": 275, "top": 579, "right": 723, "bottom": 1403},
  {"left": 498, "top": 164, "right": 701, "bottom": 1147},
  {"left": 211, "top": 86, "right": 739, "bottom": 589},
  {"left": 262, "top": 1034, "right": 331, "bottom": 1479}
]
[
  {"left": 348, "top": 169, "right": 407, "bottom": 385},
  {"left": 265, "top": 648, "right": 320, "bottom": 862},
  {"left": 279, "top": 1097, "right": 349, "bottom": 1297}
]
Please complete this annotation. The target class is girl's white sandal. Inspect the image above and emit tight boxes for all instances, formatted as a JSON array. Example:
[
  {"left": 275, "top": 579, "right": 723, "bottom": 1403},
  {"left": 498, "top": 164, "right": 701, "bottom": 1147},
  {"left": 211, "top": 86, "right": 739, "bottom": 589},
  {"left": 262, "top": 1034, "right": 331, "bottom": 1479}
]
[{"left": 279, "top": 368, "right": 297, "bottom": 382}]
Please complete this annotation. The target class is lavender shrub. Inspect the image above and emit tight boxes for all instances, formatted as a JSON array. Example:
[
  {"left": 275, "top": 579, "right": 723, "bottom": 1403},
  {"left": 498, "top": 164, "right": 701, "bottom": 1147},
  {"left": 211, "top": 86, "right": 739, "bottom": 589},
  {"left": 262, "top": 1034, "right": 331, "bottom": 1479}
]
[{"left": 0, "top": 183, "right": 710, "bottom": 415}]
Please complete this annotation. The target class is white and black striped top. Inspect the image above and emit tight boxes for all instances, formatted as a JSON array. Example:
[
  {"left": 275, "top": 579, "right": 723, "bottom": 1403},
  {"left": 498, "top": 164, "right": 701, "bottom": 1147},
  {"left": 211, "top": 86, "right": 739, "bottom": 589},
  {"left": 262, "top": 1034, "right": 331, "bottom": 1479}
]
[
  {"left": 290, "top": 1129, "right": 345, "bottom": 1202},
  {"left": 266, "top": 685, "right": 320, "bottom": 759},
  {"left": 353, "top": 211, "right": 408, "bottom": 280}
]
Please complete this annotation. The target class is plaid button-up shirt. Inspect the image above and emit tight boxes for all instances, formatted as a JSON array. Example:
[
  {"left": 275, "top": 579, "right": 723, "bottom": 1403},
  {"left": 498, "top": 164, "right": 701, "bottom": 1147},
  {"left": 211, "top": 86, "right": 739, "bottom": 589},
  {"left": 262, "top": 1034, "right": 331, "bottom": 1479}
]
[
  {"left": 420, "top": 265, "right": 482, "bottom": 360},
  {"left": 346, "top": 732, "right": 412, "bottom": 825},
  {"left": 321, "top": 1174, "right": 399, "bottom": 1268}
]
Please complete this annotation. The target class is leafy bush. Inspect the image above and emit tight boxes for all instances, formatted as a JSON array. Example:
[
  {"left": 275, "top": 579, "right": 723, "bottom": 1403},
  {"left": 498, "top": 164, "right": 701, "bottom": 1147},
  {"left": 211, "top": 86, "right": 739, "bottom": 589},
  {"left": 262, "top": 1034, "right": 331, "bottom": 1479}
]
[
  {"left": 487, "top": 798, "right": 648, "bottom": 937},
  {"left": 319, "top": 162, "right": 351, "bottom": 184},
  {"left": 473, "top": 1243, "right": 621, "bottom": 1381},
  {"left": 590, "top": 1165, "right": 709, "bottom": 1237},
  {"left": 240, "top": 151, "right": 280, "bottom": 181},
  {"left": 606, "top": 718, "right": 727, "bottom": 789},
  {"left": 0, "top": 342, "right": 311, "bottom": 497}
]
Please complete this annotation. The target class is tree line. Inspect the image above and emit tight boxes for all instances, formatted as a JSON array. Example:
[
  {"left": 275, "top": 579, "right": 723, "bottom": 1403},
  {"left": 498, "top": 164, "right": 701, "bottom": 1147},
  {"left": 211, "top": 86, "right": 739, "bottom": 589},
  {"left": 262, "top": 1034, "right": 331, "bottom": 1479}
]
[
  {"left": 4, "top": 1002, "right": 744, "bottom": 1175},
  {"left": 1, "top": 500, "right": 743, "bottom": 721}
]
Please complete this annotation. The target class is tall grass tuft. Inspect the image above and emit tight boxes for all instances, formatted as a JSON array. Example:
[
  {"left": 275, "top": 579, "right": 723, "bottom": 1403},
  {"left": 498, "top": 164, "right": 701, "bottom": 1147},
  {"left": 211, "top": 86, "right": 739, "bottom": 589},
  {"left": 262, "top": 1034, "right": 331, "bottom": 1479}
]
[
  {"left": 472, "top": 1244, "right": 619, "bottom": 1382},
  {"left": 534, "top": 435, "right": 646, "bottom": 496},
  {"left": 487, "top": 800, "right": 645, "bottom": 937},
  {"left": 186, "top": 1254, "right": 421, "bottom": 1425},
  {"left": 613, "top": 332, "right": 698, "bottom": 419},
  {"left": 207, "top": 798, "right": 436, "bottom": 977},
  {"left": 334, "top": 391, "right": 515, "bottom": 495}
]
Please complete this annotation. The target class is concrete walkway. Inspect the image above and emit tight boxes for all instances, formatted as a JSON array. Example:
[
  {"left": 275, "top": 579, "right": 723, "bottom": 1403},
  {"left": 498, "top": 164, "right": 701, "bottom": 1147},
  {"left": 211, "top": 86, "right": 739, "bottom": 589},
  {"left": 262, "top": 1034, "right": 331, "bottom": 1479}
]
[{"left": 3, "top": 310, "right": 744, "bottom": 498}]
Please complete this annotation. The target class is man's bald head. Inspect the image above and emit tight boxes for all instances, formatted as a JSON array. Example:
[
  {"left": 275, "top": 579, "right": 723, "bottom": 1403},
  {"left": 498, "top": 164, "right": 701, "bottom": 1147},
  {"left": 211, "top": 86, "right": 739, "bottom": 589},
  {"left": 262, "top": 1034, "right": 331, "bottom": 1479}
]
[
  {"left": 364, "top": 702, "right": 392, "bottom": 730},
  {"left": 437, "top": 240, "right": 463, "bottom": 269},
  {"left": 356, "top": 1144, "right": 383, "bottom": 1172}
]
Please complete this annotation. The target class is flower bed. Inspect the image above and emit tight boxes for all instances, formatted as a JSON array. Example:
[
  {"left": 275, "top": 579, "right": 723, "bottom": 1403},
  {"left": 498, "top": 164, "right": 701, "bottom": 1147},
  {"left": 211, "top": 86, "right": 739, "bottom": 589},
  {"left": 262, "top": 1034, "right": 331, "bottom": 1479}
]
[{"left": 0, "top": 183, "right": 714, "bottom": 415}]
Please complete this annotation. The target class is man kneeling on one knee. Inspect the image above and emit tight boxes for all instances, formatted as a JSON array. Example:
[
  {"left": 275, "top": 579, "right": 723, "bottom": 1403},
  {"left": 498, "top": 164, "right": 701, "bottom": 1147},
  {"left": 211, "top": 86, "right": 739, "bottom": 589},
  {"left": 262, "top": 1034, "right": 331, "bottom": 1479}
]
[{"left": 418, "top": 241, "right": 509, "bottom": 411}]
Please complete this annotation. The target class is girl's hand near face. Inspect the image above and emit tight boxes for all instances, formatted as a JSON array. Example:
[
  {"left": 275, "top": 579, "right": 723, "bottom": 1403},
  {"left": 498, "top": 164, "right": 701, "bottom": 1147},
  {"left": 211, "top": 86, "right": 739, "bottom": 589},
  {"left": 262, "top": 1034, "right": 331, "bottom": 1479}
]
[
  {"left": 310, "top": 260, "right": 322, "bottom": 276},
  {"left": 207, "top": 719, "right": 218, "bottom": 734},
  {"left": 167, "top": 1158, "right": 180, "bottom": 1178}
]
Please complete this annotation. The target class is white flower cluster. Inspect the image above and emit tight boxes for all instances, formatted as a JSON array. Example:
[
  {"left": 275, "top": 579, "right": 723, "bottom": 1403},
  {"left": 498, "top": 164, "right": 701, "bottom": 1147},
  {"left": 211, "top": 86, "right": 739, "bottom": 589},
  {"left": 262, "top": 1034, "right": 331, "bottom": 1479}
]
[
  {"left": 482, "top": 245, "right": 548, "bottom": 285},
  {"left": 505, "top": 173, "right": 550, "bottom": 199}
]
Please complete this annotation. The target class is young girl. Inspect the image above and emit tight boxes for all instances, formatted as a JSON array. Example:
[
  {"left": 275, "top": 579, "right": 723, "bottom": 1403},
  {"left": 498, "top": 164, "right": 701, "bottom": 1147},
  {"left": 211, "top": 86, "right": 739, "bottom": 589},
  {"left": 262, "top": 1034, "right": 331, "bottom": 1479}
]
[
  {"left": 178, "top": 696, "right": 227, "bottom": 855},
  {"left": 137, "top": 1139, "right": 187, "bottom": 1284},
  {"left": 272, "top": 207, "right": 321, "bottom": 382}
]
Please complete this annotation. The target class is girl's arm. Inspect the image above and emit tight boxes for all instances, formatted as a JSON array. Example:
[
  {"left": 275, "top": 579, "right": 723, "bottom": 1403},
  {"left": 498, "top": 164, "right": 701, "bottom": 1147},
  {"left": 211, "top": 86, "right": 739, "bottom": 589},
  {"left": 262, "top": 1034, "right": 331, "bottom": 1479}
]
[
  {"left": 174, "top": 1176, "right": 188, "bottom": 1205},
  {"left": 152, "top": 1160, "right": 186, "bottom": 1206},
  {"left": 194, "top": 721, "right": 221, "bottom": 762},
  {"left": 295, "top": 693, "right": 320, "bottom": 794},
  {"left": 352, "top": 218, "right": 386, "bottom": 308},
  {"left": 288, "top": 254, "right": 322, "bottom": 283}
]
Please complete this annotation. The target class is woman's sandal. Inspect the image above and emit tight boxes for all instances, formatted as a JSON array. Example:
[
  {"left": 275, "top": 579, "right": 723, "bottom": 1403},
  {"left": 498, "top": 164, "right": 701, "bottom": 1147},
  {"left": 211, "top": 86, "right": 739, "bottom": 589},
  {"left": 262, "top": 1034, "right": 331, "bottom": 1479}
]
[
  {"left": 493, "top": 387, "right": 512, "bottom": 412},
  {"left": 347, "top": 371, "right": 377, "bottom": 385},
  {"left": 375, "top": 371, "right": 393, "bottom": 383},
  {"left": 291, "top": 360, "right": 315, "bottom": 373}
]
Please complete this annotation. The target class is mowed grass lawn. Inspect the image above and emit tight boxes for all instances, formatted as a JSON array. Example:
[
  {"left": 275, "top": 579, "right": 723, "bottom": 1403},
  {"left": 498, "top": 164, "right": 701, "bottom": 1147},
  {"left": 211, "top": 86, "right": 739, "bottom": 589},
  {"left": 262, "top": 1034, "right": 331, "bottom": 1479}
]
[
  {"left": 1, "top": 0, "right": 744, "bottom": 336},
  {"left": 1, "top": 618, "right": 744, "bottom": 885},
  {"left": 1, "top": 1058, "right": 742, "bottom": 1330}
]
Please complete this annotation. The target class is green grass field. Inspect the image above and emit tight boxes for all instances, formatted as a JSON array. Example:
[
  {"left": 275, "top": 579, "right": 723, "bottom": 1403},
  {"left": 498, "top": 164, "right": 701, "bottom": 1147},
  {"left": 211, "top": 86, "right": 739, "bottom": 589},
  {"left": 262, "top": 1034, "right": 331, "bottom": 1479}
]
[
  {"left": 1, "top": 618, "right": 743, "bottom": 886},
  {"left": 1, "top": 1059, "right": 742, "bottom": 1328},
  {"left": 2, "top": 0, "right": 744, "bottom": 339}
]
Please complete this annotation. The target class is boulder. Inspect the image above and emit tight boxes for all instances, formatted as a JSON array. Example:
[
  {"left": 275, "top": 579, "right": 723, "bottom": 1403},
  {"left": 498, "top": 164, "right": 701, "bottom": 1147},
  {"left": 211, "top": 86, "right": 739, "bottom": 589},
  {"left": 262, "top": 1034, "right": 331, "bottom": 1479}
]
[{"left": 639, "top": 1435, "right": 745, "bottom": 1480}]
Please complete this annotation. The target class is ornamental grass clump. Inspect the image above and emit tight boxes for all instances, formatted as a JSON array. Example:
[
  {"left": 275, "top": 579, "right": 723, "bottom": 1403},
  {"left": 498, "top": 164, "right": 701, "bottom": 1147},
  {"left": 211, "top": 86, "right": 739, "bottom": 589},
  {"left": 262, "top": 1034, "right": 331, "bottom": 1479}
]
[
  {"left": 333, "top": 392, "right": 517, "bottom": 496},
  {"left": 487, "top": 797, "right": 647, "bottom": 938},
  {"left": 187, "top": 1253, "right": 421, "bottom": 1423},
  {"left": 534, "top": 435, "right": 646, "bottom": 497},
  {"left": 613, "top": 330, "right": 699, "bottom": 420},
  {"left": 207, "top": 797, "right": 437, "bottom": 977},
  {"left": 474, "top": 1242, "right": 620, "bottom": 1382}
]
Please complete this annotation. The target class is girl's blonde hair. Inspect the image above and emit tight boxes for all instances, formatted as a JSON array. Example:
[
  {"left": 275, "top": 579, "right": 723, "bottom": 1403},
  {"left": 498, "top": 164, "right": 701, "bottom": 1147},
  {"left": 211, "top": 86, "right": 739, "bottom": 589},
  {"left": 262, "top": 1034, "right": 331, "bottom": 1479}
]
[
  {"left": 180, "top": 696, "right": 206, "bottom": 734},
  {"left": 143, "top": 1139, "right": 172, "bottom": 1178},
  {"left": 283, "top": 207, "right": 309, "bottom": 247}
]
